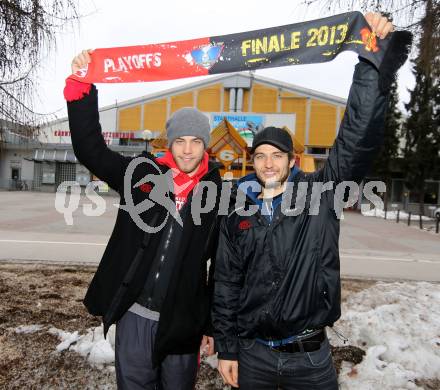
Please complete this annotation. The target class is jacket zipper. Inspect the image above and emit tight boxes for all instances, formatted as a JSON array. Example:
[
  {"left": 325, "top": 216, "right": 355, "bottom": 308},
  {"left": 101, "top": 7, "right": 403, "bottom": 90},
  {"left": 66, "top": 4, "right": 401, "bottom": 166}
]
[{"left": 145, "top": 165, "right": 219, "bottom": 307}]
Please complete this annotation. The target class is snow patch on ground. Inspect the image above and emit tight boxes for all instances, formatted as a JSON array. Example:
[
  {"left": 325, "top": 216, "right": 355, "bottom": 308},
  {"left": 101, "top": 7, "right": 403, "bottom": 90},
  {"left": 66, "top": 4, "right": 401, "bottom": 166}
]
[
  {"left": 362, "top": 208, "right": 432, "bottom": 221},
  {"left": 49, "top": 327, "right": 81, "bottom": 352},
  {"left": 49, "top": 325, "right": 116, "bottom": 366},
  {"left": 41, "top": 281, "right": 440, "bottom": 388},
  {"left": 331, "top": 281, "right": 440, "bottom": 389},
  {"left": 14, "top": 324, "right": 44, "bottom": 334},
  {"left": 338, "top": 348, "right": 421, "bottom": 390}
]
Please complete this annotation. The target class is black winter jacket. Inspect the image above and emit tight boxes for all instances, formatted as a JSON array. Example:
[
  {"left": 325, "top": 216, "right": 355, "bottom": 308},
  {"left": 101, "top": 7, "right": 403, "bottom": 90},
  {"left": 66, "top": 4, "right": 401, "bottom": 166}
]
[
  {"left": 212, "top": 59, "right": 389, "bottom": 360},
  {"left": 67, "top": 86, "right": 221, "bottom": 365}
]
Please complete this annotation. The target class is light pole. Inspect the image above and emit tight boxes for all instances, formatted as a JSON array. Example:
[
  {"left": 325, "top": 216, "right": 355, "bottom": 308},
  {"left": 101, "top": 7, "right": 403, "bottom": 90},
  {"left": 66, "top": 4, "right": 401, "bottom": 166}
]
[{"left": 142, "top": 130, "right": 154, "bottom": 152}]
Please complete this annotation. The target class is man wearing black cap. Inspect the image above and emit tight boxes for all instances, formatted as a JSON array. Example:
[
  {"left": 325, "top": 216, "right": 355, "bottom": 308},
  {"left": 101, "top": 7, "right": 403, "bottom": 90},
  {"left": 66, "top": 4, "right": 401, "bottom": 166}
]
[
  {"left": 214, "top": 126, "right": 328, "bottom": 389},
  {"left": 212, "top": 13, "right": 402, "bottom": 390}
]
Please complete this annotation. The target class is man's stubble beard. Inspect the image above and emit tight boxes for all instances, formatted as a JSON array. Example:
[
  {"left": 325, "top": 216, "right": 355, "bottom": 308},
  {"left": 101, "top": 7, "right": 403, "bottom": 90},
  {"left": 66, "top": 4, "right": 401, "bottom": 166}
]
[
  {"left": 256, "top": 168, "right": 291, "bottom": 191},
  {"left": 177, "top": 155, "right": 203, "bottom": 175}
]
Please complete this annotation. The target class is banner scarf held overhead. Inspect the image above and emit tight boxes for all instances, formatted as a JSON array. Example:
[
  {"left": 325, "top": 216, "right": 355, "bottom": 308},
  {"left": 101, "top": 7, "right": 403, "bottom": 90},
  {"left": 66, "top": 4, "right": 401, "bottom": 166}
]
[{"left": 70, "top": 11, "right": 396, "bottom": 84}]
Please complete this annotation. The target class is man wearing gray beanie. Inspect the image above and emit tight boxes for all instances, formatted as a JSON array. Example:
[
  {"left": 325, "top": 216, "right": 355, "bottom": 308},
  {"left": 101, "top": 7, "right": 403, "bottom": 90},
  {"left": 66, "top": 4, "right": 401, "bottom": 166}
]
[
  {"left": 166, "top": 107, "right": 211, "bottom": 149},
  {"left": 68, "top": 50, "right": 222, "bottom": 390}
]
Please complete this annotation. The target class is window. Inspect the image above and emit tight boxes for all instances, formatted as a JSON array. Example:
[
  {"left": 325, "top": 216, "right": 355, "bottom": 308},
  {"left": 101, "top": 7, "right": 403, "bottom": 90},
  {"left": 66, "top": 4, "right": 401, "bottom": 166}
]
[
  {"left": 306, "top": 147, "right": 330, "bottom": 156},
  {"left": 11, "top": 167, "right": 20, "bottom": 180}
]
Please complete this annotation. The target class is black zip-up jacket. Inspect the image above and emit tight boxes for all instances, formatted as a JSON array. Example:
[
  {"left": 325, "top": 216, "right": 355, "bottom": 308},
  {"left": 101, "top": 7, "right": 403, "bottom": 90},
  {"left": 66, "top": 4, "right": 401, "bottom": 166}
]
[
  {"left": 212, "top": 59, "right": 392, "bottom": 360},
  {"left": 67, "top": 86, "right": 221, "bottom": 365}
]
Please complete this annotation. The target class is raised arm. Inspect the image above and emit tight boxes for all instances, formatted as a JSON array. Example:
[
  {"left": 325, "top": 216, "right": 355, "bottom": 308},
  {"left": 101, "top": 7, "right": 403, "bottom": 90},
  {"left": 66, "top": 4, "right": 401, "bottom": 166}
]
[
  {"left": 66, "top": 50, "right": 128, "bottom": 192},
  {"left": 317, "top": 14, "right": 401, "bottom": 184},
  {"left": 320, "top": 58, "right": 387, "bottom": 184}
]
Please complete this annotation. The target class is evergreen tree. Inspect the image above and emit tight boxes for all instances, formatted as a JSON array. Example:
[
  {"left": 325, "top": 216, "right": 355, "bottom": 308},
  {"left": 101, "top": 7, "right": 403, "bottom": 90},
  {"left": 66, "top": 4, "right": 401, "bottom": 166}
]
[
  {"left": 371, "top": 79, "right": 402, "bottom": 210},
  {"left": 402, "top": 0, "right": 440, "bottom": 217}
]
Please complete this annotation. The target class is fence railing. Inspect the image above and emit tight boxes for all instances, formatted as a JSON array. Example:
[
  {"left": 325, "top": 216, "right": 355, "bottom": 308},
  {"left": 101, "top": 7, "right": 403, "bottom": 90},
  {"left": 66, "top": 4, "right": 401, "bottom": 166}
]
[
  {"left": 391, "top": 208, "right": 440, "bottom": 234},
  {"left": 0, "top": 179, "right": 38, "bottom": 191}
]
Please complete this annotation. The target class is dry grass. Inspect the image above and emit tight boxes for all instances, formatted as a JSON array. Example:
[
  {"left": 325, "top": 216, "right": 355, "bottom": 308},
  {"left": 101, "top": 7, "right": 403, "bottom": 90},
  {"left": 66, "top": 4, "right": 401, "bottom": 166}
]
[{"left": 1, "top": 263, "right": 436, "bottom": 389}]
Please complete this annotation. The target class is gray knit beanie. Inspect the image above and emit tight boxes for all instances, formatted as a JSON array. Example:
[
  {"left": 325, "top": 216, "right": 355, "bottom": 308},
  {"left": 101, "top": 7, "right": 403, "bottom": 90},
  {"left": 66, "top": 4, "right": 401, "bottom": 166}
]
[{"left": 166, "top": 107, "right": 211, "bottom": 148}]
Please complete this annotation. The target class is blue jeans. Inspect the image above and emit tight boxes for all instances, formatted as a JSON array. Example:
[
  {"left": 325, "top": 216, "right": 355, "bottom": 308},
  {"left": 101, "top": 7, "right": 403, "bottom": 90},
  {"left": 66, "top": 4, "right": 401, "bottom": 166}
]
[{"left": 238, "top": 336, "right": 338, "bottom": 389}]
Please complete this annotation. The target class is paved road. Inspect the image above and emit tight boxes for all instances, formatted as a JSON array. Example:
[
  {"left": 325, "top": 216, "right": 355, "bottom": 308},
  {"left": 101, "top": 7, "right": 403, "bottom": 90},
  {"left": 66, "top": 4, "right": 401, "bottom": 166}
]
[
  {"left": 0, "top": 191, "right": 114, "bottom": 265},
  {"left": 1, "top": 191, "right": 439, "bottom": 281},
  {"left": 339, "top": 211, "right": 440, "bottom": 281}
]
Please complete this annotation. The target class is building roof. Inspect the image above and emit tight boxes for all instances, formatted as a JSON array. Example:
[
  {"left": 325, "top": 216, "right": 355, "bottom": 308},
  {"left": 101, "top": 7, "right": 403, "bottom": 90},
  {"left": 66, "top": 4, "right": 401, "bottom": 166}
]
[
  {"left": 101, "top": 71, "right": 347, "bottom": 111},
  {"left": 209, "top": 118, "right": 248, "bottom": 153},
  {"left": 45, "top": 72, "right": 348, "bottom": 129}
]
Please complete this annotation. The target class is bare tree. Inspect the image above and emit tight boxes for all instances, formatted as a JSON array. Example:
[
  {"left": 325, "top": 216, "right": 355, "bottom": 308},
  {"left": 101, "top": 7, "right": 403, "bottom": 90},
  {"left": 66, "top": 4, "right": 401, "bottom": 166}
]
[
  {"left": 0, "top": 0, "right": 80, "bottom": 138},
  {"left": 299, "top": 0, "right": 440, "bottom": 68},
  {"left": 299, "top": 0, "right": 431, "bottom": 30},
  {"left": 302, "top": 0, "right": 440, "bottom": 217}
]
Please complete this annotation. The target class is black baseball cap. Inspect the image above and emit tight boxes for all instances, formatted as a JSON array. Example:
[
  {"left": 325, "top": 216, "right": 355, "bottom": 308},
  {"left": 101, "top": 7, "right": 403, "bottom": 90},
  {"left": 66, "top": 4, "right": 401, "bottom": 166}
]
[{"left": 250, "top": 126, "right": 294, "bottom": 154}]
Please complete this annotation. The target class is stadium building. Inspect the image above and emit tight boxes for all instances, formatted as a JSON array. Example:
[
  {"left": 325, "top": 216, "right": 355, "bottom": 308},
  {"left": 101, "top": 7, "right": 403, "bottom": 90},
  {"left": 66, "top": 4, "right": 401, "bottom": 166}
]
[{"left": 1, "top": 72, "right": 438, "bottom": 214}]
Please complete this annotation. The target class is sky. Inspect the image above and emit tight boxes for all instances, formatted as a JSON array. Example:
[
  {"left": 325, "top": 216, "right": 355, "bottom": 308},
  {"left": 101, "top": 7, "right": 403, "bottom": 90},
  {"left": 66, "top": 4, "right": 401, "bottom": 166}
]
[{"left": 34, "top": 0, "right": 416, "bottom": 119}]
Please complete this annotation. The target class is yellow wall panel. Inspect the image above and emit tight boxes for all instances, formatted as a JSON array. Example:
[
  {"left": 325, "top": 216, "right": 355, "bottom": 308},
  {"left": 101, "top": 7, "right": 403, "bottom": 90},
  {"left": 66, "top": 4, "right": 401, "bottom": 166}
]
[
  {"left": 143, "top": 99, "right": 167, "bottom": 131},
  {"left": 309, "top": 100, "right": 337, "bottom": 146},
  {"left": 339, "top": 107, "right": 346, "bottom": 125},
  {"left": 280, "top": 91, "right": 308, "bottom": 146},
  {"left": 119, "top": 105, "right": 141, "bottom": 131},
  {"left": 171, "top": 92, "right": 194, "bottom": 113},
  {"left": 242, "top": 90, "right": 250, "bottom": 112},
  {"left": 252, "top": 84, "right": 278, "bottom": 113},
  {"left": 224, "top": 89, "right": 230, "bottom": 111},
  {"left": 197, "top": 85, "right": 221, "bottom": 112}
]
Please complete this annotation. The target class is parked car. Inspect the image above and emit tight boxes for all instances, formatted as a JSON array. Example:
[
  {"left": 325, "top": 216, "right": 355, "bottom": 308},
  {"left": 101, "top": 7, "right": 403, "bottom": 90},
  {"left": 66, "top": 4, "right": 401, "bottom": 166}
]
[{"left": 435, "top": 207, "right": 440, "bottom": 219}]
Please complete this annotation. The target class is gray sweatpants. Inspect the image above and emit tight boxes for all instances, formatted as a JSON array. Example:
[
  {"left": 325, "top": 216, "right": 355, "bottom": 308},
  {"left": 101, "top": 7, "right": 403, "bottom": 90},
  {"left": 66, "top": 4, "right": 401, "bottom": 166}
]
[{"left": 115, "top": 311, "right": 198, "bottom": 390}]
